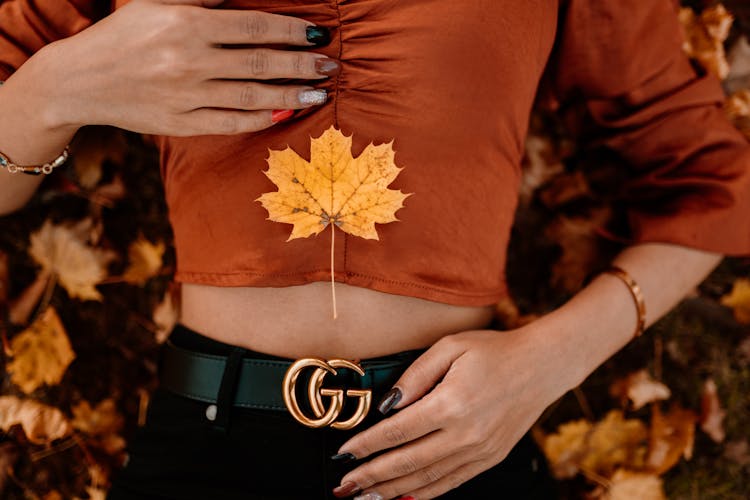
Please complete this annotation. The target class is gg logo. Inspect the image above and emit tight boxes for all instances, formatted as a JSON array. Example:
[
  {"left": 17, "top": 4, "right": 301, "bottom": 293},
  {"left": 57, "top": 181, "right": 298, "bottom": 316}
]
[{"left": 282, "top": 358, "right": 372, "bottom": 430}]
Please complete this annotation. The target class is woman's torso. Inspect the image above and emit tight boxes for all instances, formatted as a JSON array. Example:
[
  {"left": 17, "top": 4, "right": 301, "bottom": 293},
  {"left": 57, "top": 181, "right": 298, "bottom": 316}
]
[{"left": 111, "top": 0, "right": 559, "bottom": 357}]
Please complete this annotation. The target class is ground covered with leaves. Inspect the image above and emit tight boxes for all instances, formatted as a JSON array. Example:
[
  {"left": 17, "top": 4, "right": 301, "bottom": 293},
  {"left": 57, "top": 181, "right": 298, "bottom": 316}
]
[{"left": 1, "top": 2, "right": 749, "bottom": 499}]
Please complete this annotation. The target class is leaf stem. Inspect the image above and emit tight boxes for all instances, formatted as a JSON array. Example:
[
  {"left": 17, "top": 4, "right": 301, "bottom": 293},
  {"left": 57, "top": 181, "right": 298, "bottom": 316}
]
[{"left": 331, "top": 225, "right": 337, "bottom": 319}]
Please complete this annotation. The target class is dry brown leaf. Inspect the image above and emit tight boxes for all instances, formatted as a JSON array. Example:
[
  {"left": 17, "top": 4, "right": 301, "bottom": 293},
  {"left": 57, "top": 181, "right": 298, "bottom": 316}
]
[
  {"left": 43, "top": 491, "right": 64, "bottom": 500},
  {"left": 542, "top": 419, "right": 592, "bottom": 479},
  {"left": 28, "top": 220, "right": 114, "bottom": 301},
  {"left": 719, "top": 278, "right": 750, "bottom": 324},
  {"left": 542, "top": 410, "right": 648, "bottom": 480},
  {"left": 6, "top": 307, "right": 76, "bottom": 394},
  {"left": 581, "top": 410, "right": 649, "bottom": 478},
  {"left": 680, "top": 5, "right": 734, "bottom": 79},
  {"left": 8, "top": 269, "right": 51, "bottom": 326},
  {"left": 609, "top": 370, "right": 672, "bottom": 411},
  {"left": 724, "top": 439, "right": 750, "bottom": 466},
  {"left": 519, "top": 134, "right": 565, "bottom": 206},
  {"left": 545, "top": 206, "right": 612, "bottom": 293},
  {"left": 122, "top": 236, "right": 165, "bottom": 285},
  {"left": 71, "top": 127, "right": 128, "bottom": 189},
  {"left": 153, "top": 286, "right": 179, "bottom": 343},
  {"left": 0, "top": 396, "right": 72, "bottom": 444},
  {"left": 646, "top": 404, "right": 696, "bottom": 474},
  {"left": 699, "top": 378, "right": 726, "bottom": 443},
  {"left": 595, "top": 469, "right": 666, "bottom": 500},
  {"left": 71, "top": 398, "right": 124, "bottom": 437},
  {"left": 725, "top": 89, "right": 750, "bottom": 140}
]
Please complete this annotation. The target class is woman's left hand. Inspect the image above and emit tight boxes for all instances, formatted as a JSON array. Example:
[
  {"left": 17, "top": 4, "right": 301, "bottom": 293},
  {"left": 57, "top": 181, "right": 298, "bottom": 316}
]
[{"left": 332, "top": 326, "right": 575, "bottom": 500}]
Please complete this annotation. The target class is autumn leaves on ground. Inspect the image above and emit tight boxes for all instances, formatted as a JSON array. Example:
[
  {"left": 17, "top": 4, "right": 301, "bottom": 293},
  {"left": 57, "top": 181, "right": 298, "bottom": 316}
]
[{"left": 1, "top": 3, "right": 750, "bottom": 499}]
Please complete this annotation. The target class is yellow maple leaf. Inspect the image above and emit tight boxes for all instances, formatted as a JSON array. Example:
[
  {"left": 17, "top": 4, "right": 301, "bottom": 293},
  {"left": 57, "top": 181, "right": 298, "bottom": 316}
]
[
  {"left": 256, "top": 125, "right": 411, "bottom": 316},
  {"left": 720, "top": 278, "right": 750, "bottom": 324},
  {"left": 6, "top": 307, "right": 76, "bottom": 394},
  {"left": 0, "top": 395, "right": 72, "bottom": 444},
  {"left": 122, "top": 235, "right": 165, "bottom": 285},
  {"left": 28, "top": 219, "right": 114, "bottom": 301},
  {"left": 257, "top": 125, "right": 410, "bottom": 241}
]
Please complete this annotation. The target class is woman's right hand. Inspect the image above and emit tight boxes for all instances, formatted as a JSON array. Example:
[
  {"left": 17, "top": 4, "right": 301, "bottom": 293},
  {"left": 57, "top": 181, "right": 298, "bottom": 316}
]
[{"left": 23, "top": 0, "right": 336, "bottom": 136}]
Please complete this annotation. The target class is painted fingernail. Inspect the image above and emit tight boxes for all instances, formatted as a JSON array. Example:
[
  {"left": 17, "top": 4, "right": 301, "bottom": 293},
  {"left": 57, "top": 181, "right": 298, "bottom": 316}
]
[
  {"left": 377, "top": 387, "right": 402, "bottom": 415},
  {"left": 271, "top": 109, "right": 295, "bottom": 123},
  {"left": 330, "top": 452, "right": 356, "bottom": 463},
  {"left": 354, "top": 493, "right": 383, "bottom": 500},
  {"left": 400, "top": 496, "right": 416, "bottom": 500},
  {"left": 332, "top": 481, "right": 361, "bottom": 498},
  {"left": 314, "top": 57, "right": 341, "bottom": 76},
  {"left": 299, "top": 89, "right": 327, "bottom": 106},
  {"left": 306, "top": 25, "right": 331, "bottom": 46}
]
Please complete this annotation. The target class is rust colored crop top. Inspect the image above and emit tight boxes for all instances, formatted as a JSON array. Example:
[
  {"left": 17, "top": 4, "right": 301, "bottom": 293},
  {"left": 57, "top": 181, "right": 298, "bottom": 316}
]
[{"left": 2, "top": 0, "right": 750, "bottom": 306}]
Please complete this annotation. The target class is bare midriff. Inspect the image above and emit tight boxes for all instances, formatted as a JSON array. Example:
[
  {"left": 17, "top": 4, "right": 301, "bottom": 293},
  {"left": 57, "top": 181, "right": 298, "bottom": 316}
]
[{"left": 179, "top": 282, "right": 496, "bottom": 359}]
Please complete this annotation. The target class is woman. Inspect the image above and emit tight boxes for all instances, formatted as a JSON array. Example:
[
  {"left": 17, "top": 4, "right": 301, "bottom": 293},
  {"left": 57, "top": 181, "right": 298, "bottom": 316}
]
[{"left": 1, "top": 0, "right": 749, "bottom": 498}]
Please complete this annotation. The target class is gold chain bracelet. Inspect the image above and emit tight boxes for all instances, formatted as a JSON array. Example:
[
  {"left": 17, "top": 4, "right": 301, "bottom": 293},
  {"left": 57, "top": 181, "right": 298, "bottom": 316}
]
[
  {"left": 601, "top": 265, "right": 646, "bottom": 339},
  {"left": 0, "top": 146, "right": 70, "bottom": 175}
]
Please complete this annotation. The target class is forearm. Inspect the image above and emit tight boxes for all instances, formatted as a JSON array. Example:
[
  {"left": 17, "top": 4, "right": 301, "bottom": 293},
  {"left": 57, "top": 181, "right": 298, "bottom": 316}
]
[
  {"left": 530, "top": 241, "right": 723, "bottom": 391},
  {"left": 0, "top": 49, "right": 79, "bottom": 215}
]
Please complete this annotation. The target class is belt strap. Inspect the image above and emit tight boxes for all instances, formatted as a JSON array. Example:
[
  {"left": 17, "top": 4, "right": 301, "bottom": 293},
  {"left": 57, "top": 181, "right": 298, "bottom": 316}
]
[{"left": 160, "top": 340, "right": 418, "bottom": 411}]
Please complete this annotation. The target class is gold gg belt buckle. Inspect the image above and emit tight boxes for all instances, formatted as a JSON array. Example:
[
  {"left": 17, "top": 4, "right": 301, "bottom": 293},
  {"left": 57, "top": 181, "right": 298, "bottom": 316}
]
[{"left": 282, "top": 358, "right": 372, "bottom": 430}]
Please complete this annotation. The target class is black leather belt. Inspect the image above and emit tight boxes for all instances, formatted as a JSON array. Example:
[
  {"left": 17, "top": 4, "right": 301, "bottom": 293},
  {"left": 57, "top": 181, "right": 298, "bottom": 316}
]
[{"left": 159, "top": 339, "right": 421, "bottom": 412}]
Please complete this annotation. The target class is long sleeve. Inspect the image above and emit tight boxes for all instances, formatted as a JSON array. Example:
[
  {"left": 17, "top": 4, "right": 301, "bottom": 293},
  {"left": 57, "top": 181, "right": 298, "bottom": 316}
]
[
  {"left": 541, "top": 0, "right": 750, "bottom": 256},
  {"left": 0, "top": 0, "right": 107, "bottom": 80}
]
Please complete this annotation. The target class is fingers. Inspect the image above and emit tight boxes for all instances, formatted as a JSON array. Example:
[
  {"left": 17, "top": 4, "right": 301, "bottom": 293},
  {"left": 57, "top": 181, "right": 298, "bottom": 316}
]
[
  {"left": 337, "top": 400, "right": 442, "bottom": 461},
  {"left": 203, "top": 48, "right": 338, "bottom": 80},
  {"left": 349, "top": 451, "right": 484, "bottom": 500},
  {"left": 386, "top": 336, "right": 468, "bottom": 412},
  {"left": 196, "top": 81, "right": 327, "bottom": 112},
  {"left": 167, "top": 108, "right": 279, "bottom": 136},
  {"left": 197, "top": 9, "right": 322, "bottom": 46}
]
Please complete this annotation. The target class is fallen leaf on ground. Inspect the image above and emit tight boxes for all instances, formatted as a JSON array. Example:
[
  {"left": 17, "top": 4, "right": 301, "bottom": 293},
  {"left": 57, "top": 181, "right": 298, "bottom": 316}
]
[
  {"left": 6, "top": 307, "right": 76, "bottom": 394},
  {"left": 719, "top": 277, "right": 750, "bottom": 324},
  {"left": 609, "top": 369, "right": 672, "bottom": 411},
  {"left": 8, "top": 269, "right": 51, "bottom": 326},
  {"left": 646, "top": 404, "right": 696, "bottom": 474},
  {"left": 152, "top": 285, "right": 179, "bottom": 343},
  {"left": 592, "top": 469, "right": 666, "bottom": 500},
  {"left": 680, "top": 5, "right": 734, "bottom": 78},
  {"left": 71, "top": 399, "right": 124, "bottom": 437},
  {"left": 545, "top": 206, "right": 612, "bottom": 293},
  {"left": 699, "top": 378, "right": 726, "bottom": 443},
  {"left": 519, "top": 133, "right": 565, "bottom": 206},
  {"left": 542, "top": 419, "right": 592, "bottom": 479},
  {"left": 122, "top": 236, "right": 165, "bottom": 285},
  {"left": 0, "top": 396, "right": 72, "bottom": 444},
  {"left": 71, "top": 127, "right": 128, "bottom": 189},
  {"left": 541, "top": 410, "right": 648, "bottom": 480},
  {"left": 28, "top": 220, "right": 114, "bottom": 301}
]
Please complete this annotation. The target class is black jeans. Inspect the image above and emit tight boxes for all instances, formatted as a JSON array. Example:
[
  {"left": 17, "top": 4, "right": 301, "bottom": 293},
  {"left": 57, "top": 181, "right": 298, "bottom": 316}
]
[{"left": 107, "top": 325, "right": 558, "bottom": 499}]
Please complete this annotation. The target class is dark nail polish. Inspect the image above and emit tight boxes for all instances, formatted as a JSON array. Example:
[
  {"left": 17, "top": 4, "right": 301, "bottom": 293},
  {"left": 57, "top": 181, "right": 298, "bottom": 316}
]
[
  {"left": 377, "top": 387, "right": 402, "bottom": 415},
  {"left": 271, "top": 109, "right": 295, "bottom": 123},
  {"left": 330, "top": 452, "right": 356, "bottom": 463},
  {"left": 333, "top": 481, "right": 361, "bottom": 498},
  {"left": 315, "top": 57, "right": 341, "bottom": 76},
  {"left": 306, "top": 25, "right": 331, "bottom": 46}
]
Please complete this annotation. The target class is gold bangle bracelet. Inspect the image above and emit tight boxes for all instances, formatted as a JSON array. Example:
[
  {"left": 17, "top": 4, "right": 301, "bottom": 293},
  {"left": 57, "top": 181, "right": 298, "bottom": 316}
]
[
  {"left": 601, "top": 265, "right": 646, "bottom": 339},
  {"left": 0, "top": 146, "right": 70, "bottom": 175}
]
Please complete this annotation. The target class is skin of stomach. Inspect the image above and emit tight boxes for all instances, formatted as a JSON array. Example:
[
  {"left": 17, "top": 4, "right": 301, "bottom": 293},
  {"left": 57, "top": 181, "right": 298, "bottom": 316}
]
[{"left": 179, "top": 281, "right": 497, "bottom": 359}]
